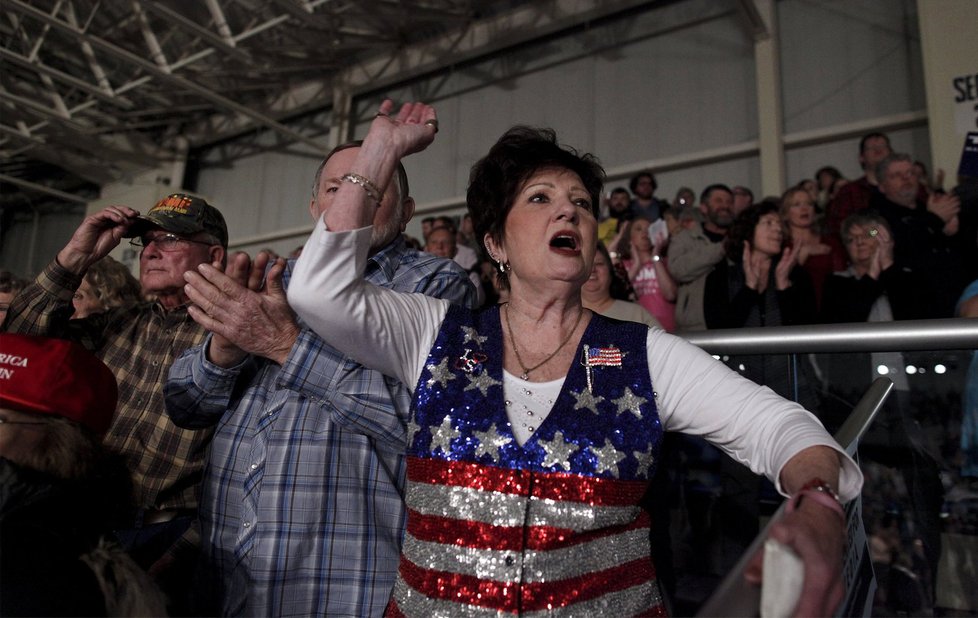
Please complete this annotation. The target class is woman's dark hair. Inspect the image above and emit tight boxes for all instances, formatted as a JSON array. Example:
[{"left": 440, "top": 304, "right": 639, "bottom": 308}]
[
  {"left": 815, "top": 165, "right": 843, "bottom": 188},
  {"left": 616, "top": 216, "right": 653, "bottom": 261},
  {"left": 594, "top": 242, "right": 636, "bottom": 301},
  {"left": 467, "top": 126, "right": 605, "bottom": 287},
  {"left": 724, "top": 200, "right": 782, "bottom": 262}
]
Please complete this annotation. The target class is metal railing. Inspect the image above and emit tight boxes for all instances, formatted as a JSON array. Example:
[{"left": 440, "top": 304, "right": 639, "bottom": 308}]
[
  {"left": 681, "top": 318, "right": 978, "bottom": 354},
  {"left": 697, "top": 378, "right": 894, "bottom": 617},
  {"left": 687, "top": 318, "right": 977, "bottom": 617}
]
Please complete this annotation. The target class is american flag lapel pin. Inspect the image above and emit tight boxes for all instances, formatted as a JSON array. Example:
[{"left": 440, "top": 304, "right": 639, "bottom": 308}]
[{"left": 581, "top": 344, "right": 623, "bottom": 392}]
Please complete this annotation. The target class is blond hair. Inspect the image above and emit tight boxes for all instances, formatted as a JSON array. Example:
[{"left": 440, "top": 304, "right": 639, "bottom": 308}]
[{"left": 84, "top": 257, "right": 143, "bottom": 311}]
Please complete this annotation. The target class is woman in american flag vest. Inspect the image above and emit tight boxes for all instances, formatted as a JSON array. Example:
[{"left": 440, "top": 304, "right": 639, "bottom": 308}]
[{"left": 289, "top": 100, "right": 863, "bottom": 616}]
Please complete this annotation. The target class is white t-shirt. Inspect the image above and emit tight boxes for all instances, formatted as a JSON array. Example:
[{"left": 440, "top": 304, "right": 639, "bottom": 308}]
[{"left": 289, "top": 224, "right": 863, "bottom": 500}]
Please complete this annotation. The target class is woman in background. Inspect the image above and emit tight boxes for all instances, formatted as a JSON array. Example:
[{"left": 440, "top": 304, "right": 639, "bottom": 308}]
[
  {"left": 614, "top": 217, "right": 677, "bottom": 331},
  {"left": 582, "top": 242, "right": 660, "bottom": 329},
  {"left": 71, "top": 256, "right": 143, "bottom": 319},
  {"left": 780, "top": 186, "right": 845, "bottom": 310}
]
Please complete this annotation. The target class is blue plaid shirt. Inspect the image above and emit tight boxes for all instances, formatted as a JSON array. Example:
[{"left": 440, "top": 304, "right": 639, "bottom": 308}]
[{"left": 164, "top": 236, "right": 477, "bottom": 617}]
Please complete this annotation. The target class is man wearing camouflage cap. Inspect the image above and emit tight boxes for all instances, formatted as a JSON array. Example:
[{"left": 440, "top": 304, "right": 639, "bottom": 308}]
[{"left": 2, "top": 193, "right": 227, "bottom": 589}]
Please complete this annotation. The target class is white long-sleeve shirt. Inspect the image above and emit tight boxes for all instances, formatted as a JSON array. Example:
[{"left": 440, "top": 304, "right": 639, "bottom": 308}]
[{"left": 289, "top": 223, "right": 862, "bottom": 500}]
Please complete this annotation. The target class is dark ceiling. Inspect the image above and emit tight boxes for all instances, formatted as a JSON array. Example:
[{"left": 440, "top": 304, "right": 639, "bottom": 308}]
[{"left": 1, "top": 0, "right": 660, "bottom": 214}]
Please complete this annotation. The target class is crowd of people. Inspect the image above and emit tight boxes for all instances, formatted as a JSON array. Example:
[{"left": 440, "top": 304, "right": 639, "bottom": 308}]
[
  {"left": 0, "top": 107, "right": 974, "bottom": 616},
  {"left": 406, "top": 131, "right": 974, "bottom": 339}
]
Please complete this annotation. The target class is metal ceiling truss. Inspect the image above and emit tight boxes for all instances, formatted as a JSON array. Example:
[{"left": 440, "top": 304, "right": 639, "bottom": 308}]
[{"left": 1, "top": 0, "right": 661, "bottom": 211}]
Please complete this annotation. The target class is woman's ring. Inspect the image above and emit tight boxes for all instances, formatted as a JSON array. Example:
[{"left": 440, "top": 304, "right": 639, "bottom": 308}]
[
  {"left": 375, "top": 111, "right": 390, "bottom": 119},
  {"left": 424, "top": 119, "right": 439, "bottom": 132}
]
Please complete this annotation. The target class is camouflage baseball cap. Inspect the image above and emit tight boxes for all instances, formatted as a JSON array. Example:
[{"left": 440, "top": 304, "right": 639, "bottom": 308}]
[{"left": 124, "top": 193, "right": 228, "bottom": 248}]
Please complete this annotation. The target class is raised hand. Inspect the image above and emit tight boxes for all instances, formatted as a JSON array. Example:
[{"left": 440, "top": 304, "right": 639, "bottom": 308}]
[
  {"left": 774, "top": 245, "right": 796, "bottom": 291},
  {"left": 868, "top": 227, "right": 894, "bottom": 279},
  {"left": 184, "top": 251, "right": 300, "bottom": 367},
  {"left": 368, "top": 99, "right": 439, "bottom": 161},
  {"left": 795, "top": 241, "right": 830, "bottom": 266},
  {"left": 927, "top": 191, "right": 960, "bottom": 235},
  {"left": 743, "top": 244, "right": 769, "bottom": 293},
  {"left": 57, "top": 205, "right": 140, "bottom": 274},
  {"left": 323, "top": 99, "right": 438, "bottom": 234}
]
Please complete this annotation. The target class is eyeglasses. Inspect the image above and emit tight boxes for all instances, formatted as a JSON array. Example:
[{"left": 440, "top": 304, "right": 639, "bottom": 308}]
[
  {"left": 845, "top": 228, "right": 880, "bottom": 243},
  {"left": 0, "top": 414, "right": 48, "bottom": 427},
  {"left": 129, "top": 233, "right": 214, "bottom": 252}
]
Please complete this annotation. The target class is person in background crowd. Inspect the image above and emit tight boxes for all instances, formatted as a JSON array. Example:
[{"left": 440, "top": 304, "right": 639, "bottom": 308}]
[
  {"left": 705, "top": 202, "right": 816, "bottom": 325},
  {"left": 780, "top": 185, "right": 845, "bottom": 310},
  {"left": 731, "top": 185, "right": 754, "bottom": 217},
  {"left": 613, "top": 217, "right": 677, "bottom": 331},
  {"left": 71, "top": 256, "right": 143, "bottom": 320},
  {"left": 289, "top": 100, "right": 862, "bottom": 617},
  {"left": 799, "top": 178, "right": 818, "bottom": 205},
  {"left": 0, "top": 333, "right": 167, "bottom": 617},
  {"left": 597, "top": 186, "right": 633, "bottom": 246},
  {"left": 820, "top": 213, "right": 930, "bottom": 323},
  {"left": 1, "top": 193, "right": 228, "bottom": 612},
  {"left": 458, "top": 213, "right": 479, "bottom": 250},
  {"left": 667, "top": 183, "right": 734, "bottom": 331},
  {"left": 869, "top": 153, "right": 963, "bottom": 317},
  {"left": 630, "top": 171, "right": 668, "bottom": 222},
  {"left": 429, "top": 215, "right": 484, "bottom": 304},
  {"left": 0, "top": 271, "right": 27, "bottom": 323},
  {"left": 672, "top": 186, "right": 696, "bottom": 210},
  {"left": 815, "top": 166, "right": 844, "bottom": 210},
  {"left": 582, "top": 242, "right": 660, "bottom": 329},
  {"left": 426, "top": 224, "right": 486, "bottom": 306},
  {"left": 825, "top": 132, "right": 893, "bottom": 236},
  {"left": 704, "top": 201, "right": 818, "bottom": 396},
  {"left": 165, "top": 141, "right": 477, "bottom": 616},
  {"left": 420, "top": 216, "right": 436, "bottom": 242}
]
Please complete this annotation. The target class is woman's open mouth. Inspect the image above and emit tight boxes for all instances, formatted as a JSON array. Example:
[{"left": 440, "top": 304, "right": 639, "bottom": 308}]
[{"left": 549, "top": 232, "right": 580, "bottom": 255}]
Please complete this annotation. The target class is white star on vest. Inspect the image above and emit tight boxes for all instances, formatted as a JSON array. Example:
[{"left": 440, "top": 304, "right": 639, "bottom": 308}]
[
  {"left": 463, "top": 371, "right": 501, "bottom": 396},
  {"left": 571, "top": 388, "right": 605, "bottom": 415},
  {"left": 633, "top": 443, "right": 656, "bottom": 478},
  {"left": 461, "top": 325, "right": 488, "bottom": 347},
  {"left": 590, "top": 438, "right": 627, "bottom": 477},
  {"left": 612, "top": 387, "right": 647, "bottom": 419},
  {"left": 539, "top": 430, "right": 579, "bottom": 471},
  {"left": 425, "top": 357, "right": 456, "bottom": 389},
  {"left": 473, "top": 423, "right": 512, "bottom": 463},
  {"left": 430, "top": 416, "right": 460, "bottom": 454}
]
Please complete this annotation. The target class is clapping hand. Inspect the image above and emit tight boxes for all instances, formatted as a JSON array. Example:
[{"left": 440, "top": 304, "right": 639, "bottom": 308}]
[
  {"left": 185, "top": 251, "right": 300, "bottom": 367},
  {"left": 867, "top": 227, "right": 894, "bottom": 279},
  {"left": 743, "top": 244, "right": 770, "bottom": 293},
  {"left": 774, "top": 245, "right": 797, "bottom": 291},
  {"left": 927, "top": 191, "right": 960, "bottom": 236}
]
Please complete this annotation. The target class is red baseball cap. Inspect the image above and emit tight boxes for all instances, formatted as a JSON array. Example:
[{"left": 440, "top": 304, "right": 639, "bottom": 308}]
[{"left": 0, "top": 333, "right": 117, "bottom": 436}]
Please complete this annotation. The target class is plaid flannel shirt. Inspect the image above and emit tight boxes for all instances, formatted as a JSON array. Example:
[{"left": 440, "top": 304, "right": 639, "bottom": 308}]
[
  {"left": 2, "top": 260, "right": 212, "bottom": 511},
  {"left": 164, "top": 236, "right": 477, "bottom": 617}
]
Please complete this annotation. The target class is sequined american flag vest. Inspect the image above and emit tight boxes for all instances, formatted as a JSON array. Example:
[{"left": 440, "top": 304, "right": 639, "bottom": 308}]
[{"left": 386, "top": 305, "right": 667, "bottom": 617}]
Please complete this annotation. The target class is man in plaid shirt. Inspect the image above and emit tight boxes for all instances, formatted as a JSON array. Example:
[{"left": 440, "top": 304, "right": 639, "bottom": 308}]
[
  {"left": 165, "top": 142, "right": 477, "bottom": 616},
  {"left": 1, "top": 194, "right": 228, "bottom": 585}
]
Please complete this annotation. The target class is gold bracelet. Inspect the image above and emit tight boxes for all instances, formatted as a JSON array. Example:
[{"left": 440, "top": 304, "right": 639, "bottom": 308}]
[{"left": 341, "top": 173, "right": 382, "bottom": 204}]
